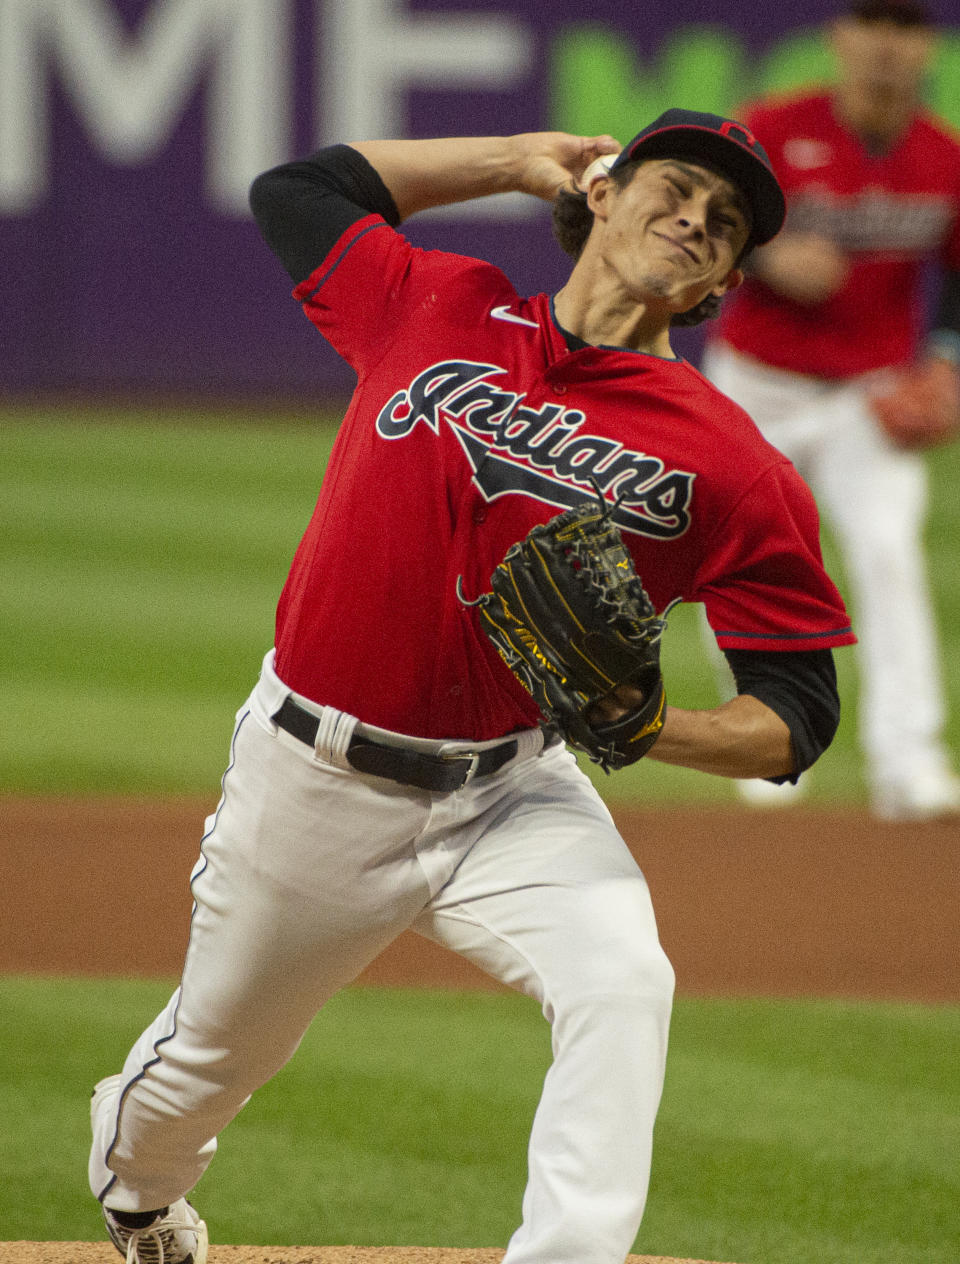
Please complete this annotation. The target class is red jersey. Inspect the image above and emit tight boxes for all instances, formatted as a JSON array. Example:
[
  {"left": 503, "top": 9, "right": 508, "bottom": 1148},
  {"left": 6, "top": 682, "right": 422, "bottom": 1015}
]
[
  {"left": 274, "top": 215, "right": 853, "bottom": 739},
  {"left": 716, "top": 92, "right": 960, "bottom": 378}
]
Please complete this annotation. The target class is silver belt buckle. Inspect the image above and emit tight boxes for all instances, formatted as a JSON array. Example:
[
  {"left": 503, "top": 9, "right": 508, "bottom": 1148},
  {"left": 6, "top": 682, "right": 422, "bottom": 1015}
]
[{"left": 446, "top": 749, "right": 480, "bottom": 787}]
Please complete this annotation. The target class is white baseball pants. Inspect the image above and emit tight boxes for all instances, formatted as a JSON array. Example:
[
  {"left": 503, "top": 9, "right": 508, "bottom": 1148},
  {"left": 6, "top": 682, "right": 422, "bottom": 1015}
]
[
  {"left": 702, "top": 343, "right": 954, "bottom": 806},
  {"left": 90, "top": 650, "right": 675, "bottom": 1264}
]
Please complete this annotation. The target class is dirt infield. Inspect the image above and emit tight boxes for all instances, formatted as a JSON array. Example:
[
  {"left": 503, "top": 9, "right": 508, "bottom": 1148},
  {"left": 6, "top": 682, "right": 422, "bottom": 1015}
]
[
  {"left": 0, "top": 1248, "right": 743, "bottom": 1258},
  {"left": 0, "top": 1245, "right": 737, "bottom": 1264},
  {"left": 0, "top": 1248, "right": 737, "bottom": 1264},
  {"left": 4, "top": 795, "right": 958, "bottom": 1000}
]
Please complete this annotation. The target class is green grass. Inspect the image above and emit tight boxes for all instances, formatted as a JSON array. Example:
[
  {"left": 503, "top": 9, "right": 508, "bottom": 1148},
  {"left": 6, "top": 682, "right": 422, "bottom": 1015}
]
[
  {"left": 0, "top": 406, "right": 332, "bottom": 793},
  {"left": 2, "top": 403, "right": 960, "bottom": 802},
  {"left": 1, "top": 975, "right": 957, "bottom": 1262}
]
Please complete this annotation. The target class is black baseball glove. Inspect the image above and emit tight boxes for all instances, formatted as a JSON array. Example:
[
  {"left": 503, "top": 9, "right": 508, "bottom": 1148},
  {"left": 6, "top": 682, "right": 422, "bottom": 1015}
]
[{"left": 473, "top": 497, "right": 667, "bottom": 771}]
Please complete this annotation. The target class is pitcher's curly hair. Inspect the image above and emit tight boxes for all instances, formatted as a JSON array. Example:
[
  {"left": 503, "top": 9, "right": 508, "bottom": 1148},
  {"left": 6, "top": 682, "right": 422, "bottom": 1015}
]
[{"left": 551, "top": 159, "right": 752, "bottom": 327}]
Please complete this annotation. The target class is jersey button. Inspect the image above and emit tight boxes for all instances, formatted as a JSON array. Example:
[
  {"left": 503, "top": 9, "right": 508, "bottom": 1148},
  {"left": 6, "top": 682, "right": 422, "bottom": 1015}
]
[
  {"left": 554, "top": 383, "right": 567, "bottom": 394},
  {"left": 473, "top": 506, "right": 487, "bottom": 523}
]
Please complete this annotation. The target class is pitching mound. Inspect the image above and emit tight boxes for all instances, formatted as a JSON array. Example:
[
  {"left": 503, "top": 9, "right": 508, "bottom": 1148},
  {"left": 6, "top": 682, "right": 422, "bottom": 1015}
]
[
  {"left": 3, "top": 797, "right": 957, "bottom": 1000},
  {"left": 0, "top": 1248, "right": 739, "bottom": 1264}
]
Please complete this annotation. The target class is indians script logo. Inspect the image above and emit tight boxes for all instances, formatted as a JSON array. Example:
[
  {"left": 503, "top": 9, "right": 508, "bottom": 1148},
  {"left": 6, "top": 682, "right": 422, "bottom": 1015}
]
[{"left": 375, "top": 360, "right": 694, "bottom": 539}]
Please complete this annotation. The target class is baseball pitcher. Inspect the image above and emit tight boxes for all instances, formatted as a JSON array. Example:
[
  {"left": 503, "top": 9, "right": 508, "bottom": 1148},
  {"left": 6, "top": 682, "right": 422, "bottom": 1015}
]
[{"left": 88, "top": 111, "right": 854, "bottom": 1264}]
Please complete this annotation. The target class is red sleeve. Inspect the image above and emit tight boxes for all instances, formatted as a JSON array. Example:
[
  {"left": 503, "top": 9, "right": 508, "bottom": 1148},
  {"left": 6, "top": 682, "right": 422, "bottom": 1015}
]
[
  {"left": 694, "top": 461, "right": 855, "bottom": 652},
  {"left": 291, "top": 214, "right": 414, "bottom": 373},
  {"left": 291, "top": 215, "right": 495, "bottom": 376}
]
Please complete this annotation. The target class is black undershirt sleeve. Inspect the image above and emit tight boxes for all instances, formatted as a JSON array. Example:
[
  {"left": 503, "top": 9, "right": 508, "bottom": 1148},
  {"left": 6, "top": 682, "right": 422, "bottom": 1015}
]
[
  {"left": 723, "top": 647, "right": 840, "bottom": 784},
  {"left": 249, "top": 145, "right": 401, "bottom": 284},
  {"left": 931, "top": 268, "right": 960, "bottom": 360}
]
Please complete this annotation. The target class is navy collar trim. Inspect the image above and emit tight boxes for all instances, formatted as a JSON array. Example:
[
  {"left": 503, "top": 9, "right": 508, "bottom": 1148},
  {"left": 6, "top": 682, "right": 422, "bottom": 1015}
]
[{"left": 548, "top": 295, "right": 681, "bottom": 362}]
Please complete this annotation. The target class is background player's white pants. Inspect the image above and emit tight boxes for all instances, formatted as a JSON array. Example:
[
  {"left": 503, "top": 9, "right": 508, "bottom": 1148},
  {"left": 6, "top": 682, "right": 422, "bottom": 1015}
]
[
  {"left": 702, "top": 343, "right": 954, "bottom": 810},
  {"left": 89, "top": 651, "right": 675, "bottom": 1264}
]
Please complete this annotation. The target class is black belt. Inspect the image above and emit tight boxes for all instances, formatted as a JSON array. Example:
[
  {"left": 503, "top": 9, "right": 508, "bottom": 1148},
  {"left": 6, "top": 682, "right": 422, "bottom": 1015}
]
[{"left": 273, "top": 696, "right": 520, "bottom": 793}]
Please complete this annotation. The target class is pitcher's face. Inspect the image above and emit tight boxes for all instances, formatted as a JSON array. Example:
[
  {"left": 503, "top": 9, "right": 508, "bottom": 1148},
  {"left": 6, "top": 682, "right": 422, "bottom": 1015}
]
[{"left": 589, "top": 158, "right": 750, "bottom": 314}]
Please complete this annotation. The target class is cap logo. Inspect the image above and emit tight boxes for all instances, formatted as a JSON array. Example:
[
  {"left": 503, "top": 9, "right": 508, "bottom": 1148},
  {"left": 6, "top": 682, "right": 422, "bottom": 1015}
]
[{"left": 719, "top": 120, "right": 757, "bottom": 148}]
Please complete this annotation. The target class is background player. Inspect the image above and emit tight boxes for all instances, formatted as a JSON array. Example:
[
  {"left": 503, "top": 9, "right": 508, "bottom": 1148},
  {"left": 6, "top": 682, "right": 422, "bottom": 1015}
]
[
  {"left": 88, "top": 113, "right": 854, "bottom": 1264},
  {"left": 703, "top": 0, "right": 960, "bottom": 819}
]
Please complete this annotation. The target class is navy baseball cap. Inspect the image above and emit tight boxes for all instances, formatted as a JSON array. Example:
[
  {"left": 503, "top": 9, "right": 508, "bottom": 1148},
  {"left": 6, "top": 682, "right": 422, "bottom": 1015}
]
[
  {"left": 610, "top": 108, "right": 787, "bottom": 246},
  {"left": 846, "top": 0, "right": 933, "bottom": 25}
]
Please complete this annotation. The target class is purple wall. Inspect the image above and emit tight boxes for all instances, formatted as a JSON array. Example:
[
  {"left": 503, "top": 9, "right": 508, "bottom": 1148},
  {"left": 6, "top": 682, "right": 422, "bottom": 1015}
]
[{"left": 2, "top": 0, "right": 956, "bottom": 400}]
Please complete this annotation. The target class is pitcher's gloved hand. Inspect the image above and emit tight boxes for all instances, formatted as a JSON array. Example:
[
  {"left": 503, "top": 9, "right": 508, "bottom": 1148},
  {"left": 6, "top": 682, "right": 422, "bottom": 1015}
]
[{"left": 475, "top": 497, "right": 667, "bottom": 772}]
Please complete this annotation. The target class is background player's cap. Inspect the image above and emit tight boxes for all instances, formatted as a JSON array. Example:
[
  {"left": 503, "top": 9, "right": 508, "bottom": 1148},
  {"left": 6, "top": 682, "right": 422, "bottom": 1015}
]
[
  {"left": 845, "top": 1, "right": 932, "bottom": 26},
  {"left": 610, "top": 108, "right": 787, "bottom": 247}
]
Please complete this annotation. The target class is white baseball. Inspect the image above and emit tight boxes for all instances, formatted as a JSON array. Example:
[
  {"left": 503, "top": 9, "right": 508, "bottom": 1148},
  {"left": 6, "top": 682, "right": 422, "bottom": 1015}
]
[{"left": 579, "top": 153, "right": 618, "bottom": 191}]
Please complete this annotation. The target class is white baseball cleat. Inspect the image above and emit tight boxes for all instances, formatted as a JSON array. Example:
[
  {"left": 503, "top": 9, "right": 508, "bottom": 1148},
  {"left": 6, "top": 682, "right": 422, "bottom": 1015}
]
[
  {"left": 870, "top": 771, "right": 960, "bottom": 822},
  {"left": 736, "top": 776, "right": 804, "bottom": 807},
  {"left": 91, "top": 1075, "right": 208, "bottom": 1264},
  {"left": 102, "top": 1199, "right": 209, "bottom": 1264}
]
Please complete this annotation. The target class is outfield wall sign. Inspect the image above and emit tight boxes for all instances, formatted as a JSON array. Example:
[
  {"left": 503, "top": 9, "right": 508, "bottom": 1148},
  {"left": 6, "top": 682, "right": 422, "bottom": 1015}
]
[{"left": 2, "top": 0, "right": 958, "bottom": 396}]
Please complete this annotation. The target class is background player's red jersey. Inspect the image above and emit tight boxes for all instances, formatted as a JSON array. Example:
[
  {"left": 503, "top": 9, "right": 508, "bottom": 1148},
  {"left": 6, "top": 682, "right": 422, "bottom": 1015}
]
[{"left": 718, "top": 92, "right": 960, "bottom": 379}]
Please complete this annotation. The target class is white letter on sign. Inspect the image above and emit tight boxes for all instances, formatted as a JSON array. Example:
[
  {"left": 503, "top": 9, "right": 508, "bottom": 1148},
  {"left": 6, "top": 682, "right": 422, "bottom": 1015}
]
[
  {"left": 0, "top": 0, "right": 288, "bottom": 215},
  {"left": 316, "top": 0, "right": 534, "bottom": 219}
]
